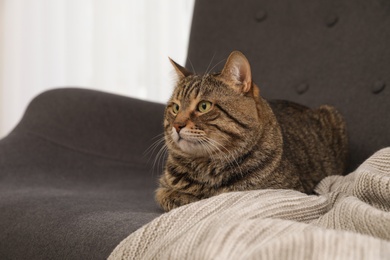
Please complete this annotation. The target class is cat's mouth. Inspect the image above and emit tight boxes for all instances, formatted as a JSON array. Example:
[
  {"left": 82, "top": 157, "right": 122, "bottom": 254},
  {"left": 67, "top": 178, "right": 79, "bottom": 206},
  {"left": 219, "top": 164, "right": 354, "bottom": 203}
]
[
  {"left": 177, "top": 138, "right": 198, "bottom": 146},
  {"left": 174, "top": 132, "right": 202, "bottom": 146},
  {"left": 175, "top": 137, "right": 203, "bottom": 155},
  {"left": 171, "top": 127, "right": 216, "bottom": 156}
]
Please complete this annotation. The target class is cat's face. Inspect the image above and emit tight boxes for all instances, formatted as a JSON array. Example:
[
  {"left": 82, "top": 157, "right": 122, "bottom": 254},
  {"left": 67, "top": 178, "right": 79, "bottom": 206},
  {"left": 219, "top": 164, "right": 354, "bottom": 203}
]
[{"left": 164, "top": 51, "right": 262, "bottom": 158}]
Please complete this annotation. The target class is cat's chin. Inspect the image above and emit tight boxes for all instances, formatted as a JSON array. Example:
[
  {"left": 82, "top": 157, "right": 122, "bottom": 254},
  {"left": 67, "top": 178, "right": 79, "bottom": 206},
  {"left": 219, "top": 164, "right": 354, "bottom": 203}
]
[
  {"left": 176, "top": 139, "right": 208, "bottom": 156},
  {"left": 171, "top": 129, "right": 212, "bottom": 157}
]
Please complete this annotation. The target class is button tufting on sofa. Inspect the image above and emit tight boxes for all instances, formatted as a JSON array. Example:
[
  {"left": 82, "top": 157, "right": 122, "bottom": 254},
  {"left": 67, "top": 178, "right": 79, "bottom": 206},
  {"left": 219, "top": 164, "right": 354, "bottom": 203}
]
[
  {"left": 372, "top": 81, "right": 386, "bottom": 94},
  {"left": 255, "top": 10, "right": 267, "bottom": 23},
  {"left": 325, "top": 14, "right": 339, "bottom": 27},
  {"left": 295, "top": 82, "right": 310, "bottom": 95}
]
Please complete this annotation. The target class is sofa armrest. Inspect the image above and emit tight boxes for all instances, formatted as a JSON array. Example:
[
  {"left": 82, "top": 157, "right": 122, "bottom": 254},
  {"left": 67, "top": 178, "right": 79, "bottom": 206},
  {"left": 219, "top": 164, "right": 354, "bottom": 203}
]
[
  {"left": 12, "top": 88, "right": 166, "bottom": 164},
  {"left": 0, "top": 88, "right": 166, "bottom": 259}
]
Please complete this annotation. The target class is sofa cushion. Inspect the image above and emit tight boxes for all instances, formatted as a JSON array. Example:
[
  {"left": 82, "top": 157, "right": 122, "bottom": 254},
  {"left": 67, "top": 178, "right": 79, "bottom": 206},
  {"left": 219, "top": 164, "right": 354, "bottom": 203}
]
[
  {"left": 0, "top": 88, "right": 165, "bottom": 259},
  {"left": 186, "top": 0, "right": 390, "bottom": 171}
]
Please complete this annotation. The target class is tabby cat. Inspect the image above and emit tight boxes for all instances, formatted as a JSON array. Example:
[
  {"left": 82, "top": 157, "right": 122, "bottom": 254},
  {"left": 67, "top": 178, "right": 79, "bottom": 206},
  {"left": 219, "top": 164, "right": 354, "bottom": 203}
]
[{"left": 155, "top": 51, "right": 348, "bottom": 212}]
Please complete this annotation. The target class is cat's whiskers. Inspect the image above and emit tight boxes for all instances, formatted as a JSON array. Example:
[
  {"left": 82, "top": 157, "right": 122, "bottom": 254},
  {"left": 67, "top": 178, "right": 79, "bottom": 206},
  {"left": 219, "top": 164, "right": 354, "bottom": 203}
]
[
  {"left": 204, "top": 53, "right": 216, "bottom": 75},
  {"left": 153, "top": 142, "right": 169, "bottom": 175},
  {"left": 198, "top": 139, "right": 213, "bottom": 158},
  {"left": 202, "top": 140, "right": 235, "bottom": 179},
  {"left": 144, "top": 133, "right": 165, "bottom": 157},
  {"left": 208, "top": 133, "right": 243, "bottom": 173},
  {"left": 143, "top": 133, "right": 167, "bottom": 172},
  {"left": 201, "top": 136, "right": 243, "bottom": 178},
  {"left": 212, "top": 138, "right": 243, "bottom": 178},
  {"left": 188, "top": 58, "right": 196, "bottom": 74},
  {"left": 210, "top": 141, "right": 241, "bottom": 178},
  {"left": 198, "top": 138, "right": 229, "bottom": 172},
  {"left": 144, "top": 133, "right": 169, "bottom": 176},
  {"left": 200, "top": 53, "right": 218, "bottom": 91},
  {"left": 206, "top": 58, "right": 227, "bottom": 75}
]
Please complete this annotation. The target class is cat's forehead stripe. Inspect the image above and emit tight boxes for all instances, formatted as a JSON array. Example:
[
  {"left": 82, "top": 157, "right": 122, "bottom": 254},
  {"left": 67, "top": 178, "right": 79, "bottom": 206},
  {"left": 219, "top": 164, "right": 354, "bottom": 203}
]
[{"left": 177, "top": 78, "right": 202, "bottom": 100}]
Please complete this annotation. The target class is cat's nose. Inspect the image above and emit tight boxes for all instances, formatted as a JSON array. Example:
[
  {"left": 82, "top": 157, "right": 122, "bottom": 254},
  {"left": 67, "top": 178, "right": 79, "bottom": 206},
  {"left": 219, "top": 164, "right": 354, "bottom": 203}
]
[{"left": 173, "top": 122, "right": 186, "bottom": 133}]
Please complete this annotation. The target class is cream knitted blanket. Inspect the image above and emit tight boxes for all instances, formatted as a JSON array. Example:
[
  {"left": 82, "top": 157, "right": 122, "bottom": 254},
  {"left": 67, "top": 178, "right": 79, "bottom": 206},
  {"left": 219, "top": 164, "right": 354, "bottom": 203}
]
[{"left": 109, "top": 148, "right": 390, "bottom": 259}]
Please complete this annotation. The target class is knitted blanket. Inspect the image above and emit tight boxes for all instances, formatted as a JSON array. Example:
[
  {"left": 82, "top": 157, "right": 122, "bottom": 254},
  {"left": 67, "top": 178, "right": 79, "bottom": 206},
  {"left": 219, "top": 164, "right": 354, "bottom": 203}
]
[{"left": 109, "top": 148, "right": 390, "bottom": 259}]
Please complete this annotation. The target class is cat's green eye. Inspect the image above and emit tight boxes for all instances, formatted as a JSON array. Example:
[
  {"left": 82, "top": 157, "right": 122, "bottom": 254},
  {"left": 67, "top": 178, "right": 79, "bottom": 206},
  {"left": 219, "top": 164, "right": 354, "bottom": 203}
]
[
  {"left": 172, "top": 103, "right": 180, "bottom": 114},
  {"left": 198, "top": 101, "right": 212, "bottom": 113}
]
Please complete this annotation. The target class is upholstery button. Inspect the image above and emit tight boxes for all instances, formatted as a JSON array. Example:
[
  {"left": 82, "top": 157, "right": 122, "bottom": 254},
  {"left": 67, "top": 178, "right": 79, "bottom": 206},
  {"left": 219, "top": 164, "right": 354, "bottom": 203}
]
[
  {"left": 295, "top": 83, "right": 309, "bottom": 94},
  {"left": 372, "top": 81, "right": 386, "bottom": 94},
  {"left": 255, "top": 10, "right": 267, "bottom": 22},
  {"left": 325, "top": 14, "right": 339, "bottom": 27}
]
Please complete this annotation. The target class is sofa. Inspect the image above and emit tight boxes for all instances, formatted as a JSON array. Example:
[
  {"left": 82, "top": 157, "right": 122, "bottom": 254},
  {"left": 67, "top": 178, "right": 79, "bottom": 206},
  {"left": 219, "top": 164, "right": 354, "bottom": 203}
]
[{"left": 1, "top": 0, "right": 389, "bottom": 259}]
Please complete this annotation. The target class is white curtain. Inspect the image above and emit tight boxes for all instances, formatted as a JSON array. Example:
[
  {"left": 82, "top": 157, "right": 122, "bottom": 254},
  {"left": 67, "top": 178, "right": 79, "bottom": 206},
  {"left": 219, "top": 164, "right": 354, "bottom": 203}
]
[{"left": 0, "top": 0, "right": 195, "bottom": 138}]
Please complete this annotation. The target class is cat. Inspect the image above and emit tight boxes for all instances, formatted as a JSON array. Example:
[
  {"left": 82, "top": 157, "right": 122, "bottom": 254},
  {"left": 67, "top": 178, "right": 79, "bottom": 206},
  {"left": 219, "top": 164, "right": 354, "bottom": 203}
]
[{"left": 155, "top": 51, "right": 348, "bottom": 212}]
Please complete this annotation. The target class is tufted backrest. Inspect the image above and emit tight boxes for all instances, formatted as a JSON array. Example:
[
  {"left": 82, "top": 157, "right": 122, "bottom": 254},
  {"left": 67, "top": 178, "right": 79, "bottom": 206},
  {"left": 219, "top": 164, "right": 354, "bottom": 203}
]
[{"left": 186, "top": 0, "right": 390, "bottom": 171}]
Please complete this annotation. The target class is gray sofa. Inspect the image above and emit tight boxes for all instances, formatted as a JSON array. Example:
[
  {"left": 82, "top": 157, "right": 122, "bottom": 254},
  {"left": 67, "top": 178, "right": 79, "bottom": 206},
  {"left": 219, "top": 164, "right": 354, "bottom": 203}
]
[{"left": 1, "top": 0, "right": 389, "bottom": 259}]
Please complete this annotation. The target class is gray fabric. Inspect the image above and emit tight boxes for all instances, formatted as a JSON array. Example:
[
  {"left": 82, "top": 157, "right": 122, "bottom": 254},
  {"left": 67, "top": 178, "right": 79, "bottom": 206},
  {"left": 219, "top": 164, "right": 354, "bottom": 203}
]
[
  {"left": 109, "top": 148, "right": 390, "bottom": 259},
  {"left": 0, "top": 89, "right": 165, "bottom": 259},
  {"left": 187, "top": 0, "right": 390, "bottom": 171}
]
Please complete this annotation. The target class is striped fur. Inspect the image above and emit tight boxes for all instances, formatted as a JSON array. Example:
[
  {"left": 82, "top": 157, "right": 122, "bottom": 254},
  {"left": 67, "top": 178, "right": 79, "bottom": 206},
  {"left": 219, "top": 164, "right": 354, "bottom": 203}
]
[{"left": 156, "top": 51, "right": 348, "bottom": 212}]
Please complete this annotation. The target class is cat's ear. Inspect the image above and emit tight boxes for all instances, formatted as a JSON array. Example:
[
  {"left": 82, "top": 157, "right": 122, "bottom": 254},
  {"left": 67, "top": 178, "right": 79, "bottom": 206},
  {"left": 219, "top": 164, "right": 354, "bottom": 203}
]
[
  {"left": 169, "top": 57, "right": 192, "bottom": 80},
  {"left": 220, "top": 51, "right": 252, "bottom": 93}
]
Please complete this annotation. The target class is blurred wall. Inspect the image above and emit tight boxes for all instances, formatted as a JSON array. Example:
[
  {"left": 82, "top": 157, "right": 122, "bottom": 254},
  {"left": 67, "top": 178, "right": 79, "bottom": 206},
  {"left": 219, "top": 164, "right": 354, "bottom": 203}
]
[{"left": 0, "top": 0, "right": 195, "bottom": 138}]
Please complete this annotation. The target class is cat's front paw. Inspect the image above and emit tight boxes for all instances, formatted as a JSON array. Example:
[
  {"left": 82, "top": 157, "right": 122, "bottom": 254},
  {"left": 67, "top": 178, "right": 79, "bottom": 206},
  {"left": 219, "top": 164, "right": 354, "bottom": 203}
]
[{"left": 155, "top": 187, "right": 199, "bottom": 212}]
